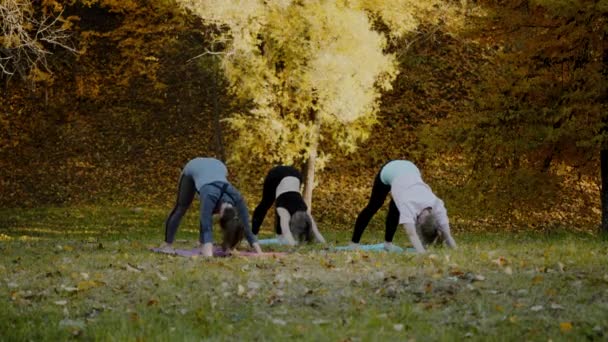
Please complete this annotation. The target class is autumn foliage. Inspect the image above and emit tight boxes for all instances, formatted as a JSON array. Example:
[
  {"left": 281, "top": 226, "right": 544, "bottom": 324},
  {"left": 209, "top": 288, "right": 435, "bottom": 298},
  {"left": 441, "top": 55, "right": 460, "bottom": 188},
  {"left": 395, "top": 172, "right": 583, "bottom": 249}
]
[{"left": 0, "top": 0, "right": 604, "bottom": 232}]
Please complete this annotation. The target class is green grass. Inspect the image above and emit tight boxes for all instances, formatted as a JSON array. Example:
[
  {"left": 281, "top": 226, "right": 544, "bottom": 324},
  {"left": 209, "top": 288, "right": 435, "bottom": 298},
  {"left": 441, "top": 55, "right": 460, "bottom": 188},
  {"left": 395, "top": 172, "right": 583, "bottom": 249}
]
[{"left": 1, "top": 206, "right": 607, "bottom": 341}]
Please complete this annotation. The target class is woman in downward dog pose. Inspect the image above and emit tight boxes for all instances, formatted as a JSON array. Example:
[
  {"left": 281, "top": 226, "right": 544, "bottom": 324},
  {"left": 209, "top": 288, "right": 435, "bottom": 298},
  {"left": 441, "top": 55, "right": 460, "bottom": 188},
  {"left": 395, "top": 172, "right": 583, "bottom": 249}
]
[
  {"left": 251, "top": 165, "right": 325, "bottom": 245},
  {"left": 159, "top": 157, "right": 262, "bottom": 257},
  {"left": 351, "top": 160, "right": 457, "bottom": 253}
]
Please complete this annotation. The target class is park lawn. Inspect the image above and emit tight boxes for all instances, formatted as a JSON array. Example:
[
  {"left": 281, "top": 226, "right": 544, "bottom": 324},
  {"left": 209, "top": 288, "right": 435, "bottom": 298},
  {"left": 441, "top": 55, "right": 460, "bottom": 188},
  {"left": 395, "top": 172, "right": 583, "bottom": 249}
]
[{"left": 0, "top": 206, "right": 607, "bottom": 341}]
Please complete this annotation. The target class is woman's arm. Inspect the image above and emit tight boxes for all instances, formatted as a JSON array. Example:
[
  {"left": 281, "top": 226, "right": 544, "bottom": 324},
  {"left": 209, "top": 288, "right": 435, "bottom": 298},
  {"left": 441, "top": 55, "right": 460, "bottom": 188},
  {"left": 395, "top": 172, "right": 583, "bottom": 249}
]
[
  {"left": 234, "top": 195, "right": 261, "bottom": 250},
  {"left": 438, "top": 223, "right": 457, "bottom": 249},
  {"left": 308, "top": 214, "right": 326, "bottom": 243},
  {"left": 433, "top": 199, "right": 457, "bottom": 249},
  {"left": 403, "top": 223, "right": 426, "bottom": 253},
  {"left": 276, "top": 207, "right": 297, "bottom": 245}
]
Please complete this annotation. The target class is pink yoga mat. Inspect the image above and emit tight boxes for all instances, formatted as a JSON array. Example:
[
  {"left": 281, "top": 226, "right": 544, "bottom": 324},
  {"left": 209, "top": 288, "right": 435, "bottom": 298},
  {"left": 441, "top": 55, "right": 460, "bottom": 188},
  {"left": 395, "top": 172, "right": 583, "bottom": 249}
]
[{"left": 150, "top": 247, "right": 286, "bottom": 258}]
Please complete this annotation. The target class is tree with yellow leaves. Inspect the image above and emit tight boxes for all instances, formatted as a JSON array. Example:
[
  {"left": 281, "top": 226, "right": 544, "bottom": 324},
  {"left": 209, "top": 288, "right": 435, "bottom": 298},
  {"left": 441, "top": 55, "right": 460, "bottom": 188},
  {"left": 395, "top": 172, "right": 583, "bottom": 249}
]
[
  {"left": 179, "top": 0, "right": 459, "bottom": 209},
  {"left": 0, "top": 0, "right": 77, "bottom": 83}
]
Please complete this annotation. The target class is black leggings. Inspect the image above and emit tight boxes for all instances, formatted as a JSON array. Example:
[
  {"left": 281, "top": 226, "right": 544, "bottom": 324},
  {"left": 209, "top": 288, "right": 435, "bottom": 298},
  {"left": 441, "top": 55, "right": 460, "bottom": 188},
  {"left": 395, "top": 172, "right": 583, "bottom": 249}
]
[
  {"left": 164, "top": 174, "right": 196, "bottom": 243},
  {"left": 351, "top": 169, "right": 400, "bottom": 243},
  {"left": 251, "top": 166, "right": 301, "bottom": 234}
]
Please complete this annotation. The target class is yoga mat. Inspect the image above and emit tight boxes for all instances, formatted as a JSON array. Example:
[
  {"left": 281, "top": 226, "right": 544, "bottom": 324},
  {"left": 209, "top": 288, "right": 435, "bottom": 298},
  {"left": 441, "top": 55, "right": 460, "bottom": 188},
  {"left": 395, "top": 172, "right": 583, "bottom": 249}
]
[
  {"left": 333, "top": 243, "right": 415, "bottom": 253},
  {"left": 257, "top": 238, "right": 282, "bottom": 245},
  {"left": 150, "top": 246, "right": 286, "bottom": 258}
]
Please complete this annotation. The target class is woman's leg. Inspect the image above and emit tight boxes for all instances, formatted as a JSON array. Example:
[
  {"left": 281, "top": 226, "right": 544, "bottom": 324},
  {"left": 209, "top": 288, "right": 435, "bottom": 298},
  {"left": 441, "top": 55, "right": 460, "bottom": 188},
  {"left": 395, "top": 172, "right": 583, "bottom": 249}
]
[
  {"left": 351, "top": 171, "right": 391, "bottom": 243},
  {"left": 384, "top": 199, "right": 400, "bottom": 243},
  {"left": 164, "top": 174, "right": 196, "bottom": 243},
  {"left": 251, "top": 168, "right": 282, "bottom": 234},
  {"left": 274, "top": 209, "right": 283, "bottom": 235}
]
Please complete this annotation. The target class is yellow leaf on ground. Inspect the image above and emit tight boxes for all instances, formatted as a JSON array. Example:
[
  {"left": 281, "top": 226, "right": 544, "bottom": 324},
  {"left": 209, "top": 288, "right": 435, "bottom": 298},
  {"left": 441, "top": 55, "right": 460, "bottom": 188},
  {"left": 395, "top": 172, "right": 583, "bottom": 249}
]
[
  {"left": 560, "top": 322, "right": 572, "bottom": 333},
  {"left": 77, "top": 280, "right": 103, "bottom": 291}
]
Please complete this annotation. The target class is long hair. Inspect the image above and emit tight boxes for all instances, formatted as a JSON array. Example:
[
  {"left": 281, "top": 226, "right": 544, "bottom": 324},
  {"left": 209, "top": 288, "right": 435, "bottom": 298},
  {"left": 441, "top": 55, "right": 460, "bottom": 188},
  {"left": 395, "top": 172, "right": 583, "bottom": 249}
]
[
  {"left": 289, "top": 211, "right": 312, "bottom": 243},
  {"left": 219, "top": 206, "right": 245, "bottom": 250},
  {"left": 416, "top": 208, "right": 439, "bottom": 246}
]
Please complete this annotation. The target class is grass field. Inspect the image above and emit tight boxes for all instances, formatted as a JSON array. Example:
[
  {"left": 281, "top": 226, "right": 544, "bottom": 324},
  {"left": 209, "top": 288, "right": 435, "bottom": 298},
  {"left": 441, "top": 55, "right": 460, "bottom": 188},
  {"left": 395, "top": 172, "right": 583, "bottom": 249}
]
[{"left": 1, "top": 206, "right": 607, "bottom": 341}]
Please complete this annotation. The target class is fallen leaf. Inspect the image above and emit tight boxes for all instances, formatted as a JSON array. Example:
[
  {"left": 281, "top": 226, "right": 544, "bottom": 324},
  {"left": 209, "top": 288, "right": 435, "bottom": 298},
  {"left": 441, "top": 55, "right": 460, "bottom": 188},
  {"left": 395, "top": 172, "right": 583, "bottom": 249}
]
[
  {"left": 59, "top": 319, "right": 85, "bottom": 329},
  {"left": 449, "top": 268, "right": 464, "bottom": 276},
  {"left": 550, "top": 303, "right": 564, "bottom": 310},
  {"left": 504, "top": 267, "right": 513, "bottom": 275},
  {"left": 492, "top": 257, "right": 508, "bottom": 266},
  {"left": 272, "top": 318, "right": 286, "bottom": 326},
  {"left": 61, "top": 285, "right": 78, "bottom": 293},
  {"left": 77, "top": 280, "right": 103, "bottom": 291},
  {"left": 560, "top": 322, "right": 572, "bottom": 333},
  {"left": 237, "top": 284, "right": 245, "bottom": 296},
  {"left": 312, "top": 319, "right": 330, "bottom": 325},
  {"left": 530, "top": 305, "right": 544, "bottom": 312},
  {"left": 54, "top": 300, "right": 68, "bottom": 306},
  {"left": 247, "top": 281, "right": 261, "bottom": 290},
  {"left": 394, "top": 324, "right": 404, "bottom": 331},
  {"left": 545, "top": 288, "right": 558, "bottom": 297},
  {"left": 125, "top": 264, "right": 142, "bottom": 273},
  {"left": 532, "top": 275, "right": 544, "bottom": 284}
]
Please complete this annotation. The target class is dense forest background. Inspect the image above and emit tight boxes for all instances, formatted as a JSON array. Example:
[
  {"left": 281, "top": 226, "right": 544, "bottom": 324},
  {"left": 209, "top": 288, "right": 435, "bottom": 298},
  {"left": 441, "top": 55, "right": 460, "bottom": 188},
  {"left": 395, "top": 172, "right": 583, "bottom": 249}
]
[{"left": 1, "top": 0, "right": 605, "bottom": 232}]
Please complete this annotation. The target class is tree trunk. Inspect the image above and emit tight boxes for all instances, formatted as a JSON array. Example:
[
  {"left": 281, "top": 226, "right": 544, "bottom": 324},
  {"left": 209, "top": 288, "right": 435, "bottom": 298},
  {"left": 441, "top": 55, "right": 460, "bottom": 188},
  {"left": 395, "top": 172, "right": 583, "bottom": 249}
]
[
  {"left": 212, "top": 61, "right": 226, "bottom": 162},
  {"left": 602, "top": 149, "right": 608, "bottom": 235},
  {"left": 303, "top": 119, "right": 320, "bottom": 213},
  {"left": 601, "top": 29, "right": 608, "bottom": 236}
]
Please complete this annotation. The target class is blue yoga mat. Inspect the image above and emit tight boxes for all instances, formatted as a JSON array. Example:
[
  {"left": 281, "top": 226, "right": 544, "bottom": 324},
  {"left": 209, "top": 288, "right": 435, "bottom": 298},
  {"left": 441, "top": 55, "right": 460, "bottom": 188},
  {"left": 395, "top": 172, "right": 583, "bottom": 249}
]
[
  {"left": 257, "top": 238, "right": 282, "bottom": 245},
  {"left": 334, "top": 243, "right": 415, "bottom": 253}
]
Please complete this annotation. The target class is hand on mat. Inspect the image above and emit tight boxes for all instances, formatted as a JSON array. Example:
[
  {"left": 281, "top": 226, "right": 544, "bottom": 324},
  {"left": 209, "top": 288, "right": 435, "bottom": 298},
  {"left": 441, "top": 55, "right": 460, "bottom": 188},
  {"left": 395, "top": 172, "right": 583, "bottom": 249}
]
[
  {"left": 277, "top": 235, "right": 296, "bottom": 246},
  {"left": 157, "top": 242, "right": 175, "bottom": 254},
  {"left": 252, "top": 242, "right": 263, "bottom": 254},
  {"left": 383, "top": 242, "right": 404, "bottom": 253},
  {"left": 201, "top": 243, "right": 214, "bottom": 257}
]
